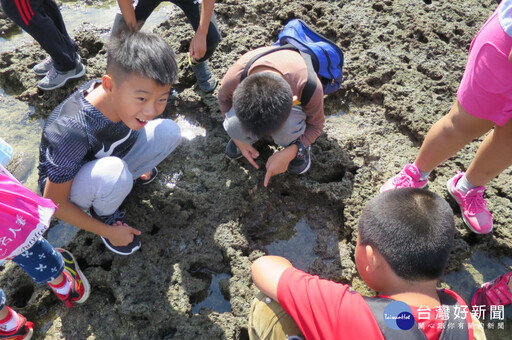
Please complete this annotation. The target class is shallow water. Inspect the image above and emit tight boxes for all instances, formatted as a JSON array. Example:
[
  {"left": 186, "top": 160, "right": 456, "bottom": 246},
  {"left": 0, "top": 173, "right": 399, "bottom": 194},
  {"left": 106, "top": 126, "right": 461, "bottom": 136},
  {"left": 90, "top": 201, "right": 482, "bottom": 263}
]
[
  {"left": 0, "top": 90, "right": 43, "bottom": 191},
  {"left": 0, "top": 1, "right": 175, "bottom": 53},
  {"left": 191, "top": 270, "right": 232, "bottom": 314},
  {"left": 265, "top": 218, "right": 318, "bottom": 272}
]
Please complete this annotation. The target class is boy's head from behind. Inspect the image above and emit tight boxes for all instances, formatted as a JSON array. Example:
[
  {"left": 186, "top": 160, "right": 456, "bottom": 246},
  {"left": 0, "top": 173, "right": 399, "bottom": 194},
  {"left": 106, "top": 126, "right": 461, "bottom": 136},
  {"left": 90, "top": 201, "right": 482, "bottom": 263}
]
[
  {"left": 357, "top": 188, "right": 454, "bottom": 284},
  {"left": 107, "top": 29, "right": 178, "bottom": 86},
  {"left": 233, "top": 72, "right": 293, "bottom": 138}
]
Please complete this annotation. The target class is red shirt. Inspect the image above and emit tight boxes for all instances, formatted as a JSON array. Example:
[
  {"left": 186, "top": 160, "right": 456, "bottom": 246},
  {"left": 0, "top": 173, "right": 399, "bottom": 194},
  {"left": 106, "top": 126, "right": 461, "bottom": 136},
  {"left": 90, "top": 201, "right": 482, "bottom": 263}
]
[{"left": 277, "top": 267, "right": 472, "bottom": 340}]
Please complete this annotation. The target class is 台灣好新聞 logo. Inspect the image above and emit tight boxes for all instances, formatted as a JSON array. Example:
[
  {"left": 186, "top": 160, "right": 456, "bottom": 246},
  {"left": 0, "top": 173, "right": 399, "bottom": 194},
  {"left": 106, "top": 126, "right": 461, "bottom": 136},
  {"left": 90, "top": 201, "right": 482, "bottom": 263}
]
[{"left": 383, "top": 301, "right": 415, "bottom": 330}]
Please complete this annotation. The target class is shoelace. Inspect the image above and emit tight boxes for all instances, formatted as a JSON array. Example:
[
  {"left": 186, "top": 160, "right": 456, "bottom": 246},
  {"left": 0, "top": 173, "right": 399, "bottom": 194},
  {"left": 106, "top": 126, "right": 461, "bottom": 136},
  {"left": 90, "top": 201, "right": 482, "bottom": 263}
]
[
  {"left": 102, "top": 210, "right": 126, "bottom": 226},
  {"left": 484, "top": 274, "right": 512, "bottom": 305},
  {"left": 392, "top": 172, "right": 416, "bottom": 187},
  {"left": 43, "top": 57, "right": 52, "bottom": 65},
  {"left": 462, "top": 190, "right": 487, "bottom": 215},
  {"left": 46, "top": 67, "right": 58, "bottom": 80}
]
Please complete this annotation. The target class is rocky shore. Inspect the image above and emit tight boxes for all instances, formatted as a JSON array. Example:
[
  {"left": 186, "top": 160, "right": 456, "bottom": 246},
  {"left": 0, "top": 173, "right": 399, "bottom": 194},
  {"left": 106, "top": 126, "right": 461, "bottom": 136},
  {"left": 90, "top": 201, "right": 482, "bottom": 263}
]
[{"left": 0, "top": 0, "right": 510, "bottom": 338}]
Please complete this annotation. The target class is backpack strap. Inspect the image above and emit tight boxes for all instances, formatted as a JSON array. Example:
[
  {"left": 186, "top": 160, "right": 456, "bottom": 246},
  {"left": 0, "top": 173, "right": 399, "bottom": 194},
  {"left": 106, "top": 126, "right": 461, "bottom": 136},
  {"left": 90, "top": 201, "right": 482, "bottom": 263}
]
[
  {"left": 437, "top": 290, "right": 471, "bottom": 340},
  {"left": 363, "top": 297, "right": 428, "bottom": 340},
  {"left": 240, "top": 44, "right": 318, "bottom": 106},
  {"left": 364, "top": 293, "right": 471, "bottom": 340}
]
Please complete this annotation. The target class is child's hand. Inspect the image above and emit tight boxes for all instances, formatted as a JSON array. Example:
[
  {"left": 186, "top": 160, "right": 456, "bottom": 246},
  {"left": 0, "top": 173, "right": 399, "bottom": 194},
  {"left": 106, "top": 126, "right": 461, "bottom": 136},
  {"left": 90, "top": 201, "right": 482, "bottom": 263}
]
[
  {"left": 233, "top": 139, "right": 260, "bottom": 169},
  {"left": 107, "top": 222, "right": 141, "bottom": 247},
  {"left": 509, "top": 47, "right": 512, "bottom": 63},
  {"left": 264, "top": 145, "right": 298, "bottom": 187},
  {"left": 189, "top": 31, "right": 207, "bottom": 61}
]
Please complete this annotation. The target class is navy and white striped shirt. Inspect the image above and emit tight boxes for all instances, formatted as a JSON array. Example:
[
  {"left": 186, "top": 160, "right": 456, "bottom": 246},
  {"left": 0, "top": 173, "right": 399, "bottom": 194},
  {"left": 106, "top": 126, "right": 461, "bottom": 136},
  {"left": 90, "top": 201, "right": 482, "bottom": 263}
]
[{"left": 38, "top": 80, "right": 139, "bottom": 191}]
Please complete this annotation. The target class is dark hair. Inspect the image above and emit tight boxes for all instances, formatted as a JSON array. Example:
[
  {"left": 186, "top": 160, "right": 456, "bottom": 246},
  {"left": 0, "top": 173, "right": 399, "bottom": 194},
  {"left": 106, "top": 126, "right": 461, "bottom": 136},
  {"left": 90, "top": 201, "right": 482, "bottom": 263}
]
[
  {"left": 107, "top": 28, "right": 178, "bottom": 86},
  {"left": 233, "top": 72, "right": 293, "bottom": 137},
  {"left": 358, "top": 188, "right": 455, "bottom": 281}
]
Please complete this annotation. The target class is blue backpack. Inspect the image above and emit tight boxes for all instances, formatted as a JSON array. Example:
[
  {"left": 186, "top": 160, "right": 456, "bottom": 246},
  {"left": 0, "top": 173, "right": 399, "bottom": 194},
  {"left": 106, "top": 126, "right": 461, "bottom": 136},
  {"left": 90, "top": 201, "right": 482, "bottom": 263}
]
[{"left": 241, "top": 19, "right": 344, "bottom": 106}]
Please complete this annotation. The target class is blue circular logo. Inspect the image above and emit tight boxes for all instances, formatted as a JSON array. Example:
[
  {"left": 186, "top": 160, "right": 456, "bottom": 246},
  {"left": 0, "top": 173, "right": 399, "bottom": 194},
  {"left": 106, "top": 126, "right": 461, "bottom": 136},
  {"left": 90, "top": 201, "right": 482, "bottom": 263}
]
[{"left": 383, "top": 301, "right": 415, "bottom": 330}]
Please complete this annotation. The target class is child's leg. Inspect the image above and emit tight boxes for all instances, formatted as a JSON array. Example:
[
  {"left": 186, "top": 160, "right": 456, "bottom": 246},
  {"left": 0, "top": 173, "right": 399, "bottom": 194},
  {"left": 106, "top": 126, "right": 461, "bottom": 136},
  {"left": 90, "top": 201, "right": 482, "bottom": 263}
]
[
  {"left": 0, "top": 299, "right": 33, "bottom": 338},
  {"left": 271, "top": 106, "right": 307, "bottom": 147},
  {"left": 0, "top": 0, "right": 77, "bottom": 71},
  {"left": 249, "top": 291, "right": 304, "bottom": 340},
  {"left": 12, "top": 241, "right": 90, "bottom": 308},
  {"left": 111, "top": 0, "right": 163, "bottom": 36},
  {"left": 464, "top": 119, "right": 512, "bottom": 186},
  {"left": 0, "top": 289, "right": 6, "bottom": 317},
  {"left": 11, "top": 238, "right": 65, "bottom": 285},
  {"left": 414, "top": 99, "right": 494, "bottom": 173},
  {"left": 122, "top": 118, "right": 181, "bottom": 179},
  {"left": 170, "top": 0, "right": 222, "bottom": 62},
  {"left": 69, "top": 157, "right": 133, "bottom": 216},
  {"left": 223, "top": 107, "right": 260, "bottom": 145}
]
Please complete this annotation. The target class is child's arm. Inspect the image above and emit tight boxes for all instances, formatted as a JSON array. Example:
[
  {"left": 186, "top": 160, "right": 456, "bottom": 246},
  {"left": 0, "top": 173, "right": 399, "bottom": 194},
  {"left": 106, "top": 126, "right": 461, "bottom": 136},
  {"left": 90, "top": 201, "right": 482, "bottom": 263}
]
[
  {"left": 264, "top": 144, "right": 299, "bottom": 187},
  {"left": 189, "top": 0, "right": 216, "bottom": 61},
  {"left": 43, "top": 179, "right": 141, "bottom": 246},
  {"left": 117, "top": 0, "right": 137, "bottom": 29},
  {"left": 232, "top": 138, "right": 260, "bottom": 169},
  {"left": 251, "top": 255, "right": 293, "bottom": 301}
]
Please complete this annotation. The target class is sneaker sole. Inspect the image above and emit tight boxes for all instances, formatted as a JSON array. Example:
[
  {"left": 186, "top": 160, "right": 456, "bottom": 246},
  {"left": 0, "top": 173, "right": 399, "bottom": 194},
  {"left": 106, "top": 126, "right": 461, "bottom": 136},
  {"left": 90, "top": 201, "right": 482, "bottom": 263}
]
[
  {"left": 135, "top": 167, "right": 159, "bottom": 185},
  {"left": 379, "top": 179, "right": 427, "bottom": 193},
  {"left": 297, "top": 156, "right": 311, "bottom": 175},
  {"left": 34, "top": 69, "right": 51, "bottom": 76},
  {"left": 101, "top": 236, "right": 141, "bottom": 256},
  {"left": 22, "top": 327, "right": 34, "bottom": 340},
  {"left": 446, "top": 179, "right": 492, "bottom": 234},
  {"left": 195, "top": 79, "right": 218, "bottom": 93},
  {"left": 58, "top": 248, "right": 91, "bottom": 304},
  {"left": 224, "top": 153, "right": 243, "bottom": 160},
  {"left": 37, "top": 66, "right": 86, "bottom": 91}
]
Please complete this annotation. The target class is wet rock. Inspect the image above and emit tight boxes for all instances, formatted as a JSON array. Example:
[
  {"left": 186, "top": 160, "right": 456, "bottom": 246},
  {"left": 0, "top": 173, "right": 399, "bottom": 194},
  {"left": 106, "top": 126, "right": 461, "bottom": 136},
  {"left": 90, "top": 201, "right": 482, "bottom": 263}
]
[{"left": 0, "top": 0, "right": 511, "bottom": 338}]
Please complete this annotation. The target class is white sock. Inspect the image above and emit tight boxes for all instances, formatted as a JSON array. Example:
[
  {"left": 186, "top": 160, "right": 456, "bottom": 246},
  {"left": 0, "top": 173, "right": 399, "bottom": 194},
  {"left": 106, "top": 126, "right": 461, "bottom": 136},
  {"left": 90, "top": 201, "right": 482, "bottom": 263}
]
[
  {"left": 49, "top": 273, "right": 72, "bottom": 296},
  {"left": 0, "top": 308, "right": 20, "bottom": 333},
  {"left": 414, "top": 164, "right": 430, "bottom": 181},
  {"left": 456, "top": 173, "right": 477, "bottom": 193}
]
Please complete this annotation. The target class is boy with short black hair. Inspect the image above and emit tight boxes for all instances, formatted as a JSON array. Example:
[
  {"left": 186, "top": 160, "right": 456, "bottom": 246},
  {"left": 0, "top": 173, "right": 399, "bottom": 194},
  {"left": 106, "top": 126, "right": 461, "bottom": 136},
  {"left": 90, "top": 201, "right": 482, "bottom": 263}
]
[
  {"left": 250, "top": 189, "right": 486, "bottom": 339},
  {"left": 232, "top": 72, "right": 293, "bottom": 138},
  {"left": 112, "top": 0, "right": 220, "bottom": 92},
  {"left": 218, "top": 46, "right": 325, "bottom": 187},
  {"left": 38, "top": 29, "right": 182, "bottom": 256}
]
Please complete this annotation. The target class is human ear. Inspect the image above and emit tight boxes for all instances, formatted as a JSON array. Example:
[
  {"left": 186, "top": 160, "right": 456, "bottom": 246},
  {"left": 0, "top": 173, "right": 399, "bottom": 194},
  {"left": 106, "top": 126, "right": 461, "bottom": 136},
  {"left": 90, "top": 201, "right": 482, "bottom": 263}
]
[
  {"left": 102, "top": 74, "right": 114, "bottom": 93},
  {"left": 365, "top": 245, "right": 381, "bottom": 273}
]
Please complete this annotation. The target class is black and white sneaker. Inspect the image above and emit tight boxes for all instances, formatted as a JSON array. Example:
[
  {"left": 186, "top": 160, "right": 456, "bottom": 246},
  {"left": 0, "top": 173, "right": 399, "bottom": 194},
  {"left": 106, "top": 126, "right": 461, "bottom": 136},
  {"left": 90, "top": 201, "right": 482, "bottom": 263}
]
[
  {"left": 91, "top": 208, "right": 141, "bottom": 255},
  {"left": 287, "top": 145, "right": 311, "bottom": 175},
  {"left": 225, "top": 139, "right": 243, "bottom": 159}
]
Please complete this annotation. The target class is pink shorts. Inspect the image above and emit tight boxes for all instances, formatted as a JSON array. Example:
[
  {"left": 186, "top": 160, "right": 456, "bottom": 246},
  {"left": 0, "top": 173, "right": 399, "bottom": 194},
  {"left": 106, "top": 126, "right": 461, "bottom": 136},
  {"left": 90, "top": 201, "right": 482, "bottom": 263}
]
[{"left": 457, "top": 9, "right": 512, "bottom": 126}]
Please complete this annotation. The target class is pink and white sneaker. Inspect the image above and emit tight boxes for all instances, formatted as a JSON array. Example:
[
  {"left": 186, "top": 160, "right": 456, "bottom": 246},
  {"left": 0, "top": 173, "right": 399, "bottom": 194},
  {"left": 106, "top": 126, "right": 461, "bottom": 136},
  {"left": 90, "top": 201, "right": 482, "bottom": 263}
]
[
  {"left": 446, "top": 172, "right": 493, "bottom": 234},
  {"left": 380, "top": 164, "right": 428, "bottom": 193},
  {"left": 471, "top": 272, "right": 512, "bottom": 310}
]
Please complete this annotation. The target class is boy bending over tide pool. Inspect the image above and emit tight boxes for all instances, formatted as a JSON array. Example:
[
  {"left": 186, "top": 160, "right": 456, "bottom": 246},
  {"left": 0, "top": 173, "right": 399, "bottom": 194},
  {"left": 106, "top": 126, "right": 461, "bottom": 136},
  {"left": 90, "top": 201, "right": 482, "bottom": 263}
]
[
  {"left": 250, "top": 189, "right": 487, "bottom": 340},
  {"left": 218, "top": 46, "right": 325, "bottom": 187}
]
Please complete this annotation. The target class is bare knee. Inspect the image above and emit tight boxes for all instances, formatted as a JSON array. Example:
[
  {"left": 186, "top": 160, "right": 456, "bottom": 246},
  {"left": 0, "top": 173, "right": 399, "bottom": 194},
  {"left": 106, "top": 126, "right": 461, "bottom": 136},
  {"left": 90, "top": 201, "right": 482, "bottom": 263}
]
[{"left": 443, "top": 100, "right": 494, "bottom": 138}]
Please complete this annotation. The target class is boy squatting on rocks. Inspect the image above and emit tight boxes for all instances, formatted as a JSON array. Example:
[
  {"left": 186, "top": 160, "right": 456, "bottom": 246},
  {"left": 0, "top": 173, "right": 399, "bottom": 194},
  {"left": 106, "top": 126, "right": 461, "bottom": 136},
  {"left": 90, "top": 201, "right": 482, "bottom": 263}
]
[
  {"left": 112, "top": 0, "right": 220, "bottom": 92},
  {"left": 37, "top": 29, "right": 182, "bottom": 256},
  {"left": 381, "top": 0, "right": 512, "bottom": 235},
  {"left": 250, "top": 188, "right": 489, "bottom": 340},
  {"left": 218, "top": 46, "right": 325, "bottom": 187}
]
